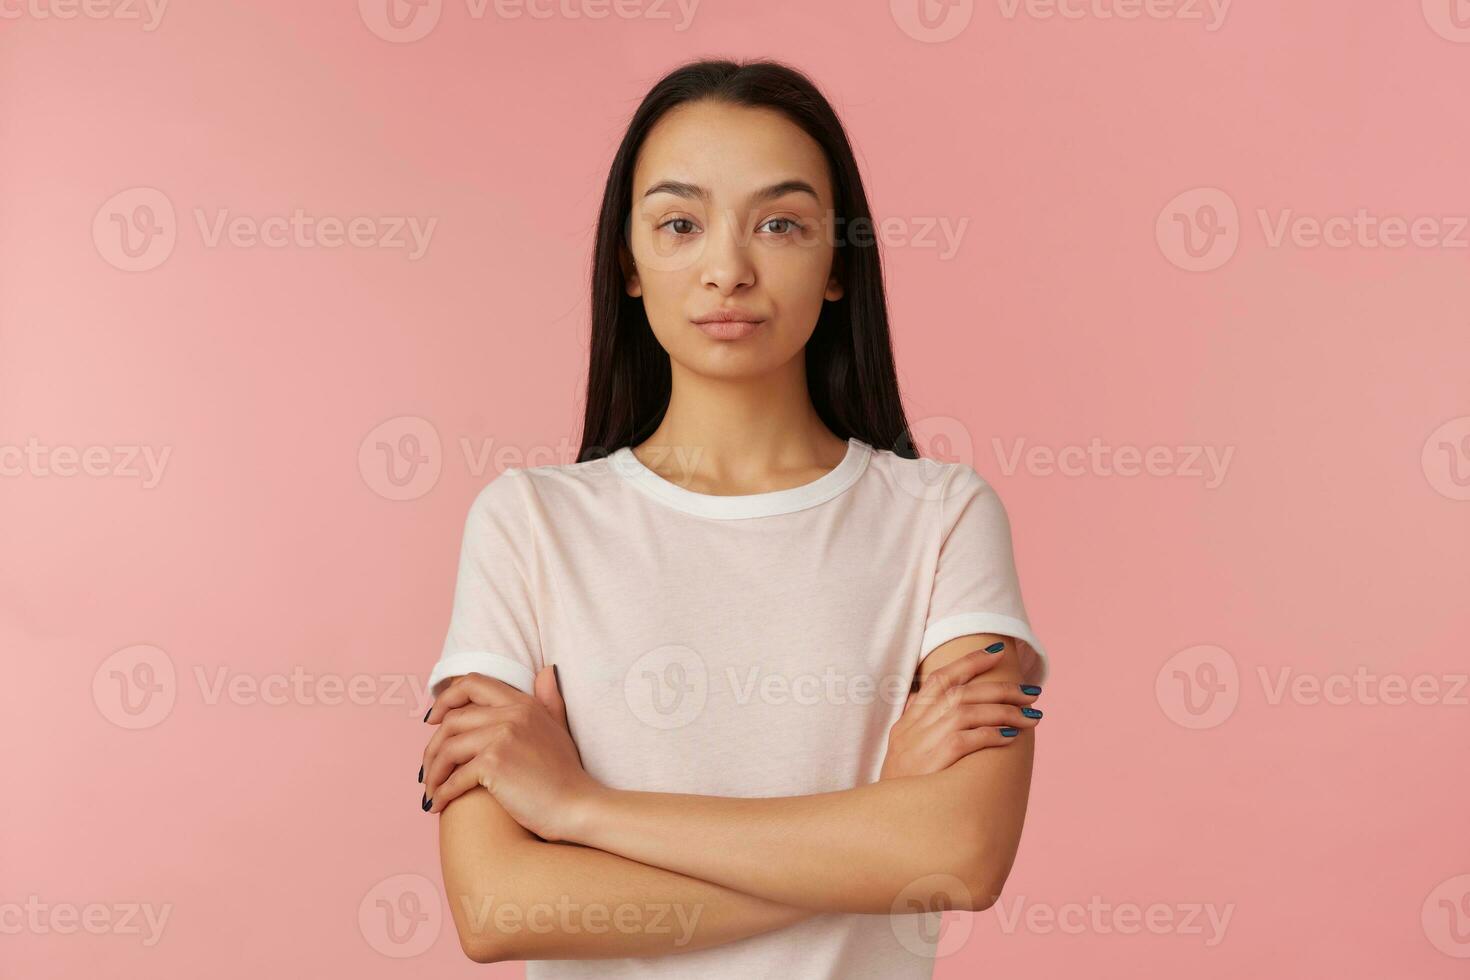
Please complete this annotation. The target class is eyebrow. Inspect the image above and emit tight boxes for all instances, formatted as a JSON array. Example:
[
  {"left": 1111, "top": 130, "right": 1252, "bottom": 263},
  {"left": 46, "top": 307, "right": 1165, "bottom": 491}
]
[{"left": 641, "top": 179, "right": 821, "bottom": 205}]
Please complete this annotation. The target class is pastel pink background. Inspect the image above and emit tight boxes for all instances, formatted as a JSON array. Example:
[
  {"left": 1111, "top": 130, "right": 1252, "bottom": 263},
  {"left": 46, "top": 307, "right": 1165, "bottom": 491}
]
[{"left": 3, "top": 1, "right": 1468, "bottom": 977}]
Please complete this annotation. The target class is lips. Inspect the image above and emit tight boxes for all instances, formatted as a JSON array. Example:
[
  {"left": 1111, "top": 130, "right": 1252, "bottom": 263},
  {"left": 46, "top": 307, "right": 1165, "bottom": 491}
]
[
  {"left": 693, "top": 318, "right": 762, "bottom": 340},
  {"left": 691, "top": 309, "right": 765, "bottom": 340}
]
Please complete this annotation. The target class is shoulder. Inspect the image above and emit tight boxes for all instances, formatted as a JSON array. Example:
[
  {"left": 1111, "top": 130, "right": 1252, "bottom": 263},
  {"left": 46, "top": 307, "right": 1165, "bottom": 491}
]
[
  {"left": 466, "top": 465, "right": 527, "bottom": 517},
  {"left": 860, "top": 446, "right": 1002, "bottom": 512},
  {"left": 468, "top": 451, "right": 619, "bottom": 519}
]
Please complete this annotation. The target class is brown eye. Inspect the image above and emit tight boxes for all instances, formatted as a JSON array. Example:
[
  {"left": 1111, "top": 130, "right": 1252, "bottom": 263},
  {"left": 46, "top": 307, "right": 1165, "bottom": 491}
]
[{"left": 660, "top": 217, "right": 697, "bottom": 236}]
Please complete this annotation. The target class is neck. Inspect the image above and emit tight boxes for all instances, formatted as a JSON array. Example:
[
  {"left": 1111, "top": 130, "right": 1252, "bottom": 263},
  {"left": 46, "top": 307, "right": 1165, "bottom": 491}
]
[{"left": 634, "top": 356, "right": 847, "bottom": 487}]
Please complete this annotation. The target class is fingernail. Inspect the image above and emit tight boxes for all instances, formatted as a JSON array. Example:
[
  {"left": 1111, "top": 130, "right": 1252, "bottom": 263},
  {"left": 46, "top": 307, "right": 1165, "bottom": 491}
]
[
  {"left": 552, "top": 663, "right": 561, "bottom": 687},
  {"left": 423, "top": 707, "right": 431, "bottom": 723},
  {"left": 984, "top": 641, "right": 1005, "bottom": 654},
  {"left": 1022, "top": 707, "right": 1043, "bottom": 719},
  {"left": 1020, "top": 685, "right": 1042, "bottom": 695},
  {"left": 417, "top": 765, "right": 424, "bottom": 783},
  {"left": 422, "top": 793, "right": 432, "bottom": 812},
  {"left": 1000, "top": 727, "right": 1019, "bottom": 737}
]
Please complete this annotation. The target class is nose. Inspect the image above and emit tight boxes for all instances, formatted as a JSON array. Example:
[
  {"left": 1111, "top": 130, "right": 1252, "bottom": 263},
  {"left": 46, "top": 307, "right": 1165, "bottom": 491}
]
[{"left": 698, "top": 208, "right": 756, "bottom": 294}]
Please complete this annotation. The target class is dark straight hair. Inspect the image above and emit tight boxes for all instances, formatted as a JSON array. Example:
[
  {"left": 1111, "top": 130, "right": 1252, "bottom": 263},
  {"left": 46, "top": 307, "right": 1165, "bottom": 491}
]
[{"left": 576, "top": 57, "right": 917, "bottom": 463}]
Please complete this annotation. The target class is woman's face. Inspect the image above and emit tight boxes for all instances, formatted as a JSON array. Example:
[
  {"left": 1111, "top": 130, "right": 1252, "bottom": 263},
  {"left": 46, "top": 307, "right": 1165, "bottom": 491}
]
[{"left": 623, "top": 100, "right": 843, "bottom": 378}]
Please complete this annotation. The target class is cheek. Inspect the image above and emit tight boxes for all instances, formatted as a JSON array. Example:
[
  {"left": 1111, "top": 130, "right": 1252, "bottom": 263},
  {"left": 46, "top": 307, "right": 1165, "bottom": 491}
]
[
  {"left": 629, "top": 229, "right": 704, "bottom": 297},
  {"left": 632, "top": 268, "right": 695, "bottom": 351},
  {"left": 758, "top": 242, "right": 835, "bottom": 307},
  {"left": 634, "top": 267, "right": 692, "bottom": 329}
]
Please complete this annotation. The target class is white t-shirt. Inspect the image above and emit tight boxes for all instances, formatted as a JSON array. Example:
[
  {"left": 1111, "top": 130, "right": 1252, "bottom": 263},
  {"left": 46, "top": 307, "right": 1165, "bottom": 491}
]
[{"left": 427, "top": 436, "right": 1049, "bottom": 979}]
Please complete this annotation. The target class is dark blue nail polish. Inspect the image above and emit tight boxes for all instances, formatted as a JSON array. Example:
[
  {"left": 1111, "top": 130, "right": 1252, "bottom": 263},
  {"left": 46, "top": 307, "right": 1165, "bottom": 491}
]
[
  {"left": 1022, "top": 707, "right": 1043, "bottom": 719},
  {"left": 423, "top": 707, "right": 431, "bottom": 723},
  {"left": 984, "top": 641, "right": 1005, "bottom": 654},
  {"left": 1020, "top": 685, "right": 1041, "bottom": 695},
  {"left": 422, "top": 793, "right": 432, "bottom": 812},
  {"left": 417, "top": 765, "right": 424, "bottom": 783},
  {"left": 1000, "top": 727, "right": 1019, "bottom": 737}
]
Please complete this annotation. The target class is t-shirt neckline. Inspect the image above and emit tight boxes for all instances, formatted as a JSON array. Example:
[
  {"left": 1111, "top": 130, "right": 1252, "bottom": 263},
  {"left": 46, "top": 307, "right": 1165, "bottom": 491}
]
[{"left": 610, "top": 437, "right": 873, "bottom": 519}]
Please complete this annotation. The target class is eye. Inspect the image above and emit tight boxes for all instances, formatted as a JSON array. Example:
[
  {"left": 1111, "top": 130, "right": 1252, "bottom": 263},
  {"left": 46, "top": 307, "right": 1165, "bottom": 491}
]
[
  {"left": 761, "top": 216, "right": 803, "bottom": 235},
  {"left": 657, "top": 217, "right": 699, "bottom": 237}
]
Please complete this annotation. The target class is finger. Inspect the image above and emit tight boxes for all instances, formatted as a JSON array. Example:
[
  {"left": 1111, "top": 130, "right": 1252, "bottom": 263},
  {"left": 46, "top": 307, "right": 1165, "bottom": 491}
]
[
  {"left": 905, "top": 678, "right": 1034, "bottom": 725},
  {"left": 913, "top": 725, "right": 1020, "bottom": 771},
  {"left": 428, "top": 756, "right": 486, "bottom": 814},
  {"left": 424, "top": 702, "right": 535, "bottom": 796},
  {"left": 912, "top": 639, "right": 1011, "bottom": 705},
  {"left": 944, "top": 702, "right": 1041, "bottom": 732},
  {"left": 535, "top": 664, "right": 569, "bottom": 729},
  {"left": 914, "top": 698, "right": 1042, "bottom": 746},
  {"left": 938, "top": 725, "right": 1028, "bottom": 762},
  {"left": 426, "top": 672, "right": 529, "bottom": 723},
  {"left": 421, "top": 705, "right": 500, "bottom": 782},
  {"left": 894, "top": 676, "right": 936, "bottom": 726},
  {"left": 424, "top": 728, "right": 499, "bottom": 800},
  {"left": 947, "top": 679, "right": 1044, "bottom": 707}
]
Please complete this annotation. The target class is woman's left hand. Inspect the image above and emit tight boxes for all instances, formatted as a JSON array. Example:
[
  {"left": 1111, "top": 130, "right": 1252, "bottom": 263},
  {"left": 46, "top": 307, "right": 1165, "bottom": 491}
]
[{"left": 421, "top": 666, "right": 601, "bottom": 841}]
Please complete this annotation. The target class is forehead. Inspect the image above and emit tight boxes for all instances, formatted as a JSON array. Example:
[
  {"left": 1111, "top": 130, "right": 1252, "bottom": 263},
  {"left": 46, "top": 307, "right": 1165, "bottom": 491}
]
[{"left": 633, "top": 100, "right": 833, "bottom": 206}]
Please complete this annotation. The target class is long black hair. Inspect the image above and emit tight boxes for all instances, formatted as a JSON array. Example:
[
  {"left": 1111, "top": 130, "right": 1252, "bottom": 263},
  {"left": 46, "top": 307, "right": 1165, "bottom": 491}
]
[{"left": 576, "top": 57, "right": 917, "bottom": 463}]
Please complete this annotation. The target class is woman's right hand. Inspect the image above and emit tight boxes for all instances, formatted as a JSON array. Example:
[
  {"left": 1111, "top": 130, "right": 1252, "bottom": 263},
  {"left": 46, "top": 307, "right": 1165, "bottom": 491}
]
[{"left": 878, "top": 643, "right": 1043, "bottom": 781}]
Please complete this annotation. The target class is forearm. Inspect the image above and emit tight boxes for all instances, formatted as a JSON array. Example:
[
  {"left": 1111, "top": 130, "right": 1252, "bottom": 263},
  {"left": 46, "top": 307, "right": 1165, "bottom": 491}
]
[
  {"left": 565, "top": 767, "right": 988, "bottom": 915},
  {"left": 441, "top": 788, "right": 816, "bottom": 963}
]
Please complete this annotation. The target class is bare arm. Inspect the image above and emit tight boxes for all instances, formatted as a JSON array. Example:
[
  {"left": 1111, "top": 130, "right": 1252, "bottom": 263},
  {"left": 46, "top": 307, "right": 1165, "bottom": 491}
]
[
  {"left": 439, "top": 783, "right": 815, "bottom": 963},
  {"left": 560, "top": 635, "right": 1036, "bottom": 916},
  {"left": 434, "top": 664, "right": 819, "bottom": 963},
  {"left": 433, "top": 637, "right": 1039, "bottom": 958}
]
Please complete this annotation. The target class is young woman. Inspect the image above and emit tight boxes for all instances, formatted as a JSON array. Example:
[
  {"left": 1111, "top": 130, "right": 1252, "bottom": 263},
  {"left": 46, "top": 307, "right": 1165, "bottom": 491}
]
[{"left": 418, "top": 58, "right": 1049, "bottom": 978}]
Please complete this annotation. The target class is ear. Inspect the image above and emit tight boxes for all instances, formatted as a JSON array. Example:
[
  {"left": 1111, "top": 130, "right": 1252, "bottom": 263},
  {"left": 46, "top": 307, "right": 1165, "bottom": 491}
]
[
  {"left": 824, "top": 250, "right": 844, "bottom": 302},
  {"left": 619, "top": 243, "right": 642, "bottom": 298}
]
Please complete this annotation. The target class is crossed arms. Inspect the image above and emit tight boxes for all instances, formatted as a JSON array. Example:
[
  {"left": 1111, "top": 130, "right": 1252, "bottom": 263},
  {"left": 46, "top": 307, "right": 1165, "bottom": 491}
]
[{"left": 430, "top": 633, "right": 1039, "bottom": 963}]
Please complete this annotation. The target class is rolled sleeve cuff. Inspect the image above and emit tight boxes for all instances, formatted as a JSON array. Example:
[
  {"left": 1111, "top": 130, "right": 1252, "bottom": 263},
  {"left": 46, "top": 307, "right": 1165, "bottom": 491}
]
[
  {"left": 919, "top": 612, "right": 1050, "bottom": 687},
  {"left": 426, "top": 651, "right": 538, "bottom": 700}
]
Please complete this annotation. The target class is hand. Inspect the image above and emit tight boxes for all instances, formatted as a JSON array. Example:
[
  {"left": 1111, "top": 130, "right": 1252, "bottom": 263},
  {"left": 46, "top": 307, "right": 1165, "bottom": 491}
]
[
  {"left": 421, "top": 666, "right": 602, "bottom": 841},
  {"left": 879, "top": 643, "right": 1043, "bottom": 780}
]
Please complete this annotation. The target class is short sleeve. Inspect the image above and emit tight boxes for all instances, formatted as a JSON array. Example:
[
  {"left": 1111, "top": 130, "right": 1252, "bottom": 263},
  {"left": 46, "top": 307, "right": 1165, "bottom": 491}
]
[
  {"left": 919, "top": 464, "right": 1050, "bottom": 687},
  {"left": 425, "top": 470, "right": 543, "bottom": 700}
]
